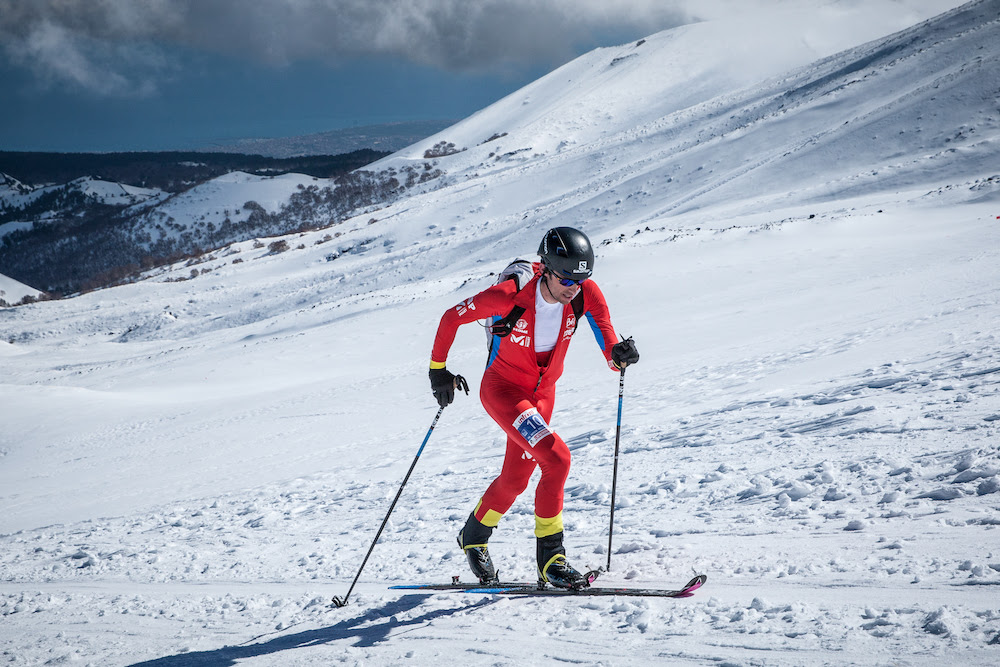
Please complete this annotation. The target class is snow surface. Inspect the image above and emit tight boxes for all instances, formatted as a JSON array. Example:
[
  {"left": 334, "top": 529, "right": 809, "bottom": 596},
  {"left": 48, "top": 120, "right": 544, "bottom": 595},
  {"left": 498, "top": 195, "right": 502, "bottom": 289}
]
[
  {"left": 2, "top": 1, "right": 1000, "bottom": 665},
  {"left": 0, "top": 272, "right": 42, "bottom": 305}
]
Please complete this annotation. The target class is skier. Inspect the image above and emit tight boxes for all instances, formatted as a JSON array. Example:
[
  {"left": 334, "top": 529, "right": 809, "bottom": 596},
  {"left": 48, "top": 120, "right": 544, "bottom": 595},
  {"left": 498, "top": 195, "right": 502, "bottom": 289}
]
[{"left": 429, "top": 226, "right": 640, "bottom": 589}]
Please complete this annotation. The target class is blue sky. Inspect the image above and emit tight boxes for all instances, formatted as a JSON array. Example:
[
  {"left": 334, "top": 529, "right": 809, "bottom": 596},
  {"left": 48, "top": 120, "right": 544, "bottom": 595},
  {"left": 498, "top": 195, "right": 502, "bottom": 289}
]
[{"left": 0, "top": 1, "right": 694, "bottom": 153}]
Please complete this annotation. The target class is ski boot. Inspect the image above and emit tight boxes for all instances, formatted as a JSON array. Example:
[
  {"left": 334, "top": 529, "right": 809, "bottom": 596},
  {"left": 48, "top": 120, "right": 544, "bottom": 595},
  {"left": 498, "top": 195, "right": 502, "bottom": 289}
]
[
  {"left": 457, "top": 513, "right": 498, "bottom": 584},
  {"left": 537, "top": 532, "right": 588, "bottom": 590}
]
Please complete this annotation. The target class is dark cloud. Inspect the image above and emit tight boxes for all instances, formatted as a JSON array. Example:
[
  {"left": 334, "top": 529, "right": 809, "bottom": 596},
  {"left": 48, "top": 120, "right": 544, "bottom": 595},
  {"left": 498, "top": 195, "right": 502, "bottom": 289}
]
[{"left": 0, "top": 0, "right": 690, "bottom": 96}]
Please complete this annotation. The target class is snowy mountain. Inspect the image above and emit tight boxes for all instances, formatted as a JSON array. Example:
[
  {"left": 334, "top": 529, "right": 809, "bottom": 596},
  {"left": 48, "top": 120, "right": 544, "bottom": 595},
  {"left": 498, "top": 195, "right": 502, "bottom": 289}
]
[
  {"left": 2, "top": 1, "right": 999, "bottom": 665},
  {"left": 0, "top": 172, "right": 162, "bottom": 208},
  {"left": 0, "top": 150, "right": 390, "bottom": 295},
  {"left": 371, "top": 0, "right": 998, "bottom": 243},
  {"left": 0, "top": 173, "right": 164, "bottom": 235}
]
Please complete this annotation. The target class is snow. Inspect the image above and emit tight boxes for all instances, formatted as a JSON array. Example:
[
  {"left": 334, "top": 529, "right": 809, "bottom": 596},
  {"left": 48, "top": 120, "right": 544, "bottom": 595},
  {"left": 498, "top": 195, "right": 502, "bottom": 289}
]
[
  {"left": 2, "top": 1, "right": 999, "bottom": 664},
  {"left": 72, "top": 176, "right": 162, "bottom": 203},
  {"left": 0, "top": 271, "right": 42, "bottom": 305}
]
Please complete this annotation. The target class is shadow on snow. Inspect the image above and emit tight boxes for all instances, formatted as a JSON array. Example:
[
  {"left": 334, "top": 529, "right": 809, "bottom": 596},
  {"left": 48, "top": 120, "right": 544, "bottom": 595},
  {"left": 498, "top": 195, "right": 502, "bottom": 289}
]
[{"left": 127, "top": 594, "right": 496, "bottom": 666}]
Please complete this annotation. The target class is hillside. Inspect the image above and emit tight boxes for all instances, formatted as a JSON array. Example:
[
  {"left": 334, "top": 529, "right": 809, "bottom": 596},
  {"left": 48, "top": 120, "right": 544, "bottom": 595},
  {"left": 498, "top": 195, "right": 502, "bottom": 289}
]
[
  {"left": 0, "top": 150, "right": 389, "bottom": 193},
  {"left": 371, "top": 0, "right": 998, "bottom": 244},
  {"left": 1, "top": 1, "right": 998, "bottom": 665},
  {"left": 0, "top": 149, "right": 392, "bottom": 296}
]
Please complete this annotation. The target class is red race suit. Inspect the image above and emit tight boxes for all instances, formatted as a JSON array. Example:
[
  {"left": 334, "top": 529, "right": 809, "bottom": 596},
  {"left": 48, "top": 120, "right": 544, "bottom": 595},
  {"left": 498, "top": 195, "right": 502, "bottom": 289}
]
[{"left": 431, "top": 266, "right": 620, "bottom": 538}]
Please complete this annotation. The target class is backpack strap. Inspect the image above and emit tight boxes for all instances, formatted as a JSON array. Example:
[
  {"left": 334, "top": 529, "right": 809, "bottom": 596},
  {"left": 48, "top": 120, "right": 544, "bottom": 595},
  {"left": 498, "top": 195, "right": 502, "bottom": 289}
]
[
  {"left": 489, "top": 305, "right": 525, "bottom": 338},
  {"left": 488, "top": 261, "right": 536, "bottom": 339},
  {"left": 571, "top": 291, "right": 585, "bottom": 322},
  {"left": 492, "top": 287, "right": 584, "bottom": 338}
]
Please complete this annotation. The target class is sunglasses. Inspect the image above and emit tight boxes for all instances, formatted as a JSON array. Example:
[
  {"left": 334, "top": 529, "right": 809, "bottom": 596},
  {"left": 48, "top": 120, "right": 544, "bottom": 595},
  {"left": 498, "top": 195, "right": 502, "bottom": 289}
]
[{"left": 550, "top": 271, "right": 587, "bottom": 287}]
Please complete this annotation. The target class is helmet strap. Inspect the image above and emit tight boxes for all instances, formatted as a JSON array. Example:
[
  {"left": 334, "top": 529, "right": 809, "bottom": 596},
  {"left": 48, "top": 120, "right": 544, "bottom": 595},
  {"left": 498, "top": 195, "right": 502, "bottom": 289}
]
[{"left": 540, "top": 270, "right": 556, "bottom": 301}]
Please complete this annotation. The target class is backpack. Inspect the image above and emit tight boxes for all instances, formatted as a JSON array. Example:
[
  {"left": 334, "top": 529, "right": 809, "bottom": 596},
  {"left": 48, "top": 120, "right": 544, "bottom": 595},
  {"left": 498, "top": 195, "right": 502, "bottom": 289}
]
[{"left": 497, "top": 259, "right": 538, "bottom": 293}]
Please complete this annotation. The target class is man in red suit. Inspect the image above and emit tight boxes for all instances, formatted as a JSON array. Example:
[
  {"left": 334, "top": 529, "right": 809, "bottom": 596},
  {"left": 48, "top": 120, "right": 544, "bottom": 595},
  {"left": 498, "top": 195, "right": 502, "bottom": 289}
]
[{"left": 429, "top": 227, "right": 639, "bottom": 589}]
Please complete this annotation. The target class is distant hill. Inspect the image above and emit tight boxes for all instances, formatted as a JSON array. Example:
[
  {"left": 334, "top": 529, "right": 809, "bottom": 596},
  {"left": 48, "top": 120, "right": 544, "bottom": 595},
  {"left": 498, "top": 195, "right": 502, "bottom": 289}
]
[
  {"left": 196, "top": 120, "right": 455, "bottom": 158},
  {"left": 0, "top": 149, "right": 389, "bottom": 194},
  {"left": 0, "top": 124, "right": 451, "bottom": 299},
  {"left": 0, "top": 146, "right": 440, "bottom": 297}
]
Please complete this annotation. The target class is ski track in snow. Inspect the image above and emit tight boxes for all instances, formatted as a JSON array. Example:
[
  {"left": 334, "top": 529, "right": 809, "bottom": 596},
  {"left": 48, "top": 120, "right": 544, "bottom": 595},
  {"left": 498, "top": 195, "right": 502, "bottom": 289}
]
[
  {"left": 3, "top": 310, "right": 998, "bottom": 665},
  {"left": 3, "top": 2, "right": 1000, "bottom": 665}
]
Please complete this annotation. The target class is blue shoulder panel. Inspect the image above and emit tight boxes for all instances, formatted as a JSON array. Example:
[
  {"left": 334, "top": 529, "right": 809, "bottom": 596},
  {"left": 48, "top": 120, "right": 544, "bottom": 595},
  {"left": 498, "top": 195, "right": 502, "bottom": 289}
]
[{"left": 585, "top": 311, "right": 606, "bottom": 351}]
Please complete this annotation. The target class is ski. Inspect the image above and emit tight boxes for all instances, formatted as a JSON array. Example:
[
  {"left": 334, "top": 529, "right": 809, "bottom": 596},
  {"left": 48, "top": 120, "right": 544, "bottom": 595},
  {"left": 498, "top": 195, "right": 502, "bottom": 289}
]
[{"left": 390, "top": 573, "right": 707, "bottom": 598}]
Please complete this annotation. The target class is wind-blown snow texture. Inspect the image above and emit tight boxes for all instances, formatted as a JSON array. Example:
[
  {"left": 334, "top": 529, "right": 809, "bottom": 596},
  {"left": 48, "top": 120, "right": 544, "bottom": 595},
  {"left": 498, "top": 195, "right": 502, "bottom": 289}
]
[{"left": 2, "top": 1, "right": 999, "bottom": 665}]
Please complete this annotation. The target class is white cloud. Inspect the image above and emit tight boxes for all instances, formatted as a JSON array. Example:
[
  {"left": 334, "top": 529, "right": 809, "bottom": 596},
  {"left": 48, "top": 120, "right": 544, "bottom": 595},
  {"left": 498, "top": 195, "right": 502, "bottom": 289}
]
[
  {"left": 0, "top": 0, "right": 690, "bottom": 95},
  {"left": 0, "top": 0, "right": 963, "bottom": 96}
]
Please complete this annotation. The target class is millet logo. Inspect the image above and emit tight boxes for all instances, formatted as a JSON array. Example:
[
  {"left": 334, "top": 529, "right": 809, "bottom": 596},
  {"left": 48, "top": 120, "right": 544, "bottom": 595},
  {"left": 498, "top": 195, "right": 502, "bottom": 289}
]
[{"left": 510, "top": 334, "right": 532, "bottom": 348}]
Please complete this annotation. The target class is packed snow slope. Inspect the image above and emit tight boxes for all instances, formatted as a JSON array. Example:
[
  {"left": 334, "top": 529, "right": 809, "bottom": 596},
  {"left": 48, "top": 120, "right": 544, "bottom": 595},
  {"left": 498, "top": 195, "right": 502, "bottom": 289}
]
[{"left": 2, "top": 1, "right": 999, "bottom": 665}]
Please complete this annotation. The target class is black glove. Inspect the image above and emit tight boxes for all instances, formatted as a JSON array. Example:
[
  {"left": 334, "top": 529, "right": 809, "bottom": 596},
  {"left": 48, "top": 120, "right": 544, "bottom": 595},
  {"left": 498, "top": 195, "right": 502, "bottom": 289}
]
[
  {"left": 429, "top": 367, "right": 469, "bottom": 408},
  {"left": 611, "top": 337, "right": 639, "bottom": 369}
]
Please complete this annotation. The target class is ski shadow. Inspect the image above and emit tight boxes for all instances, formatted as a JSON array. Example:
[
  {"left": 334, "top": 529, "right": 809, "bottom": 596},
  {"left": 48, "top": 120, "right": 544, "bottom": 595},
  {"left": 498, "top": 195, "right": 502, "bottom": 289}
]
[{"left": 127, "top": 594, "right": 496, "bottom": 667}]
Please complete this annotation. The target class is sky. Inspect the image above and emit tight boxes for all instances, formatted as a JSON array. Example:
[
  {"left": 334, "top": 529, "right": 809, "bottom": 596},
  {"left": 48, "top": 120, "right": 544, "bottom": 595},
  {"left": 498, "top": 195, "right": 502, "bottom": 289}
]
[{"left": 0, "top": 0, "right": 702, "bottom": 153}]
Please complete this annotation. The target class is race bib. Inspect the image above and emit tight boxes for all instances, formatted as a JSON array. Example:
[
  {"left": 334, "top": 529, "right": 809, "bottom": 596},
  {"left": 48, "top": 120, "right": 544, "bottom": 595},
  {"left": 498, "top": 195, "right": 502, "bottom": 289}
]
[{"left": 513, "top": 408, "right": 552, "bottom": 447}]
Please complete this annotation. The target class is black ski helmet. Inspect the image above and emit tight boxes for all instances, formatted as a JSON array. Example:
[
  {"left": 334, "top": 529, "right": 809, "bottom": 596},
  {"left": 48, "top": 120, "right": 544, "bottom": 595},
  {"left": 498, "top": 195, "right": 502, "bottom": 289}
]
[{"left": 537, "top": 227, "right": 594, "bottom": 280}]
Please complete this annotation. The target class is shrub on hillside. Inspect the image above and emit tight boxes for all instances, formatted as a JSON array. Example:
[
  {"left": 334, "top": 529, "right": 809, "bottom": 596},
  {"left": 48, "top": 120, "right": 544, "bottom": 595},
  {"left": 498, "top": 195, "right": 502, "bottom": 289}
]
[{"left": 423, "top": 141, "right": 464, "bottom": 158}]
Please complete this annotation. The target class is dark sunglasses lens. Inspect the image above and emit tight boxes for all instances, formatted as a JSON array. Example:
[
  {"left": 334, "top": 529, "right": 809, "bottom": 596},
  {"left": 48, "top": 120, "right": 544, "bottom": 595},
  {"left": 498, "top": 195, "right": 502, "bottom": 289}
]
[{"left": 558, "top": 276, "right": 584, "bottom": 286}]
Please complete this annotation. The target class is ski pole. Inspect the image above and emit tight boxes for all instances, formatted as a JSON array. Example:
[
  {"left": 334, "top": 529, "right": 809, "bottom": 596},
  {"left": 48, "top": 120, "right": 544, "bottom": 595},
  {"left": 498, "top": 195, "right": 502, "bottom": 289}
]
[
  {"left": 332, "top": 401, "right": 450, "bottom": 608},
  {"left": 606, "top": 367, "right": 626, "bottom": 572}
]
